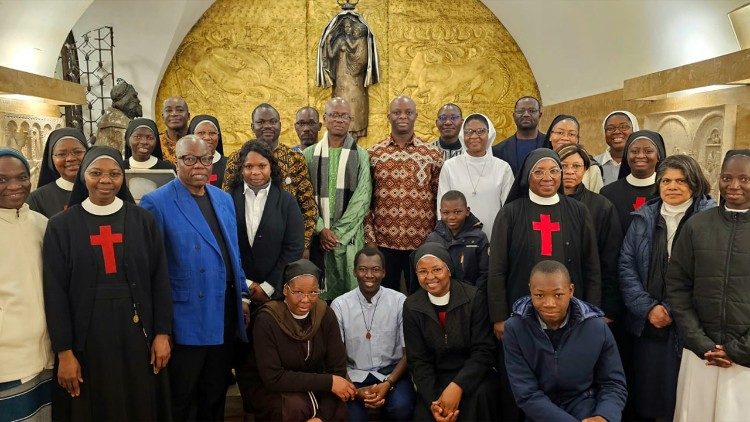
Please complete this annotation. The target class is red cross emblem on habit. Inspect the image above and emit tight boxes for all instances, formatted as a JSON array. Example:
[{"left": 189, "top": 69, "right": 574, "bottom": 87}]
[
  {"left": 209, "top": 174, "right": 218, "bottom": 183},
  {"left": 632, "top": 196, "right": 647, "bottom": 210},
  {"left": 90, "top": 225, "right": 123, "bottom": 274},
  {"left": 532, "top": 214, "right": 561, "bottom": 257}
]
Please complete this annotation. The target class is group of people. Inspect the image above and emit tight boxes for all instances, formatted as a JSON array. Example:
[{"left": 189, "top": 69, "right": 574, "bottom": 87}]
[{"left": 1, "top": 91, "right": 749, "bottom": 422}]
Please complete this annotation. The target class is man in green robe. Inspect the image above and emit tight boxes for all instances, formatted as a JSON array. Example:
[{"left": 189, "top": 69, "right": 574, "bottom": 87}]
[{"left": 304, "top": 97, "right": 372, "bottom": 300}]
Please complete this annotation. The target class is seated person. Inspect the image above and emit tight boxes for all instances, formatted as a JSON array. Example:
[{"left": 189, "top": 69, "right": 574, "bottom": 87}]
[
  {"left": 503, "top": 260, "right": 627, "bottom": 422},
  {"left": 253, "top": 259, "right": 354, "bottom": 421},
  {"left": 404, "top": 243, "right": 500, "bottom": 421},
  {"left": 331, "top": 247, "right": 415, "bottom": 421},
  {"left": 425, "top": 190, "right": 489, "bottom": 289}
]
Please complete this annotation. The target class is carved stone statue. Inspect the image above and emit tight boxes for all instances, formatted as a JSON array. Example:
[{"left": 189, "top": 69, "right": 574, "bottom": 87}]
[
  {"left": 317, "top": 9, "right": 379, "bottom": 138},
  {"left": 96, "top": 78, "right": 143, "bottom": 155}
]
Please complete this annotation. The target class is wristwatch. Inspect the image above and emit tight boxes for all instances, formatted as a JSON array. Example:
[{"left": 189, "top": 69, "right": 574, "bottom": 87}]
[{"left": 384, "top": 377, "right": 395, "bottom": 391}]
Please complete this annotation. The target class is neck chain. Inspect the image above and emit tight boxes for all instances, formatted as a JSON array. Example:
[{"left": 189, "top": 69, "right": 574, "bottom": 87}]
[
  {"left": 464, "top": 154, "right": 489, "bottom": 196},
  {"left": 359, "top": 291, "right": 382, "bottom": 340}
]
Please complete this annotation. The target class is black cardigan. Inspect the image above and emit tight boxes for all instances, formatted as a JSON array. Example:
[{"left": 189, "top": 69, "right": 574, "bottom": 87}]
[
  {"left": 43, "top": 203, "right": 172, "bottom": 352},
  {"left": 232, "top": 182, "right": 304, "bottom": 299}
]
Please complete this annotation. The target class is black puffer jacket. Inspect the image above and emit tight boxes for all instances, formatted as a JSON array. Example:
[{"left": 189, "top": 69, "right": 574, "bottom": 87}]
[{"left": 666, "top": 207, "right": 750, "bottom": 365}]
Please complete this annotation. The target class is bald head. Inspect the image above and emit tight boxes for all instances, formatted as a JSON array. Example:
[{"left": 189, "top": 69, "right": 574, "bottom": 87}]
[
  {"left": 175, "top": 134, "right": 207, "bottom": 157},
  {"left": 175, "top": 135, "right": 211, "bottom": 195},
  {"left": 324, "top": 97, "right": 350, "bottom": 115},
  {"left": 163, "top": 97, "right": 190, "bottom": 132},
  {"left": 388, "top": 96, "right": 417, "bottom": 137},
  {"left": 324, "top": 97, "right": 352, "bottom": 139}
]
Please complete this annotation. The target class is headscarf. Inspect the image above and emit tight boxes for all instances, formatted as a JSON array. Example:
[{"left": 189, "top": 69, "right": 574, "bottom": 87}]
[
  {"left": 414, "top": 242, "right": 457, "bottom": 277},
  {"left": 124, "top": 118, "right": 164, "bottom": 160},
  {"left": 557, "top": 144, "right": 592, "bottom": 170},
  {"left": 543, "top": 114, "right": 580, "bottom": 150},
  {"left": 37, "top": 128, "right": 88, "bottom": 188},
  {"left": 617, "top": 130, "right": 667, "bottom": 180},
  {"left": 258, "top": 259, "right": 327, "bottom": 341},
  {"left": 602, "top": 110, "right": 640, "bottom": 134},
  {"left": 0, "top": 148, "right": 30, "bottom": 172},
  {"left": 720, "top": 149, "right": 750, "bottom": 205},
  {"left": 68, "top": 146, "right": 134, "bottom": 208},
  {"left": 505, "top": 148, "right": 563, "bottom": 204},
  {"left": 458, "top": 113, "right": 496, "bottom": 156},
  {"left": 188, "top": 115, "right": 224, "bottom": 155}
]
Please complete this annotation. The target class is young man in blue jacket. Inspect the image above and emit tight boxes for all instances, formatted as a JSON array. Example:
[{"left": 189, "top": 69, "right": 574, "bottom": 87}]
[{"left": 503, "top": 260, "right": 627, "bottom": 422}]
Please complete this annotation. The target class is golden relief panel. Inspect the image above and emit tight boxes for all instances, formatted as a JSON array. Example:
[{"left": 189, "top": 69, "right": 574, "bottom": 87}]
[{"left": 156, "top": 0, "right": 538, "bottom": 152}]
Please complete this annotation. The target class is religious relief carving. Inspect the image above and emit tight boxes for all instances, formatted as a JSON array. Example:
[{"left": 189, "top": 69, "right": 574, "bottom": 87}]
[
  {"left": 1, "top": 113, "right": 64, "bottom": 188},
  {"left": 317, "top": 1, "right": 380, "bottom": 138},
  {"left": 96, "top": 78, "right": 143, "bottom": 155}
]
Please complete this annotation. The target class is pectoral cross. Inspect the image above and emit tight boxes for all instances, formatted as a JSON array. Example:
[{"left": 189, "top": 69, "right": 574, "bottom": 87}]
[
  {"left": 90, "top": 225, "right": 123, "bottom": 274},
  {"left": 532, "top": 214, "right": 561, "bottom": 257},
  {"left": 632, "top": 196, "right": 647, "bottom": 210}
]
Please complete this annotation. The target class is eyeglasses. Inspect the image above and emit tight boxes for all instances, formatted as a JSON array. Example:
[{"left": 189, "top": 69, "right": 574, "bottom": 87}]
[
  {"left": 53, "top": 149, "right": 86, "bottom": 159},
  {"left": 551, "top": 130, "right": 578, "bottom": 138},
  {"left": 288, "top": 290, "right": 321, "bottom": 300},
  {"left": 604, "top": 123, "right": 632, "bottom": 134},
  {"left": 514, "top": 108, "right": 540, "bottom": 116},
  {"left": 178, "top": 155, "right": 213, "bottom": 166},
  {"left": 561, "top": 163, "right": 585, "bottom": 171},
  {"left": 295, "top": 120, "right": 319, "bottom": 127},
  {"left": 390, "top": 110, "right": 415, "bottom": 118},
  {"left": 464, "top": 128, "right": 488, "bottom": 138},
  {"left": 325, "top": 112, "right": 351, "bottom": 121},
  {"left": 85, "top": 170, "right": 123, "bottom": 180},
  {"left": 131, "top": 134, "right": 155, "bottom": 142},
  {"left": 416, "top": 266, "right": 447, "bottom": 277},
  {"left": 437, "top": 114, "right": 462, "bottom": 123},
  {"left": 530, "top": 168, "right": 562, "bottom": 179}
]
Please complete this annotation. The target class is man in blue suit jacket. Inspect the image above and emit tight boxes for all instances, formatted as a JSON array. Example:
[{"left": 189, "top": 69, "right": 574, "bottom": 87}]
[{"left": 142, "top": 135, "right": 250, "bottom": 422}]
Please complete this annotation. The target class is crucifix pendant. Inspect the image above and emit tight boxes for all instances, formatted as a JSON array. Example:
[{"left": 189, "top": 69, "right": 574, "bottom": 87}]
[{"left": 366, "top": 331, "right": 371, "bottom": 340}]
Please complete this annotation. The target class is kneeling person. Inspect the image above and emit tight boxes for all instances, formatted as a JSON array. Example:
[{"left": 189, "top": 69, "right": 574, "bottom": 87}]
[
  {"left": 503, "top": 260, "right": 626, "bottom": 422},
  {"left": 331, "top": 247, "right": 415, "bottom": 421}
]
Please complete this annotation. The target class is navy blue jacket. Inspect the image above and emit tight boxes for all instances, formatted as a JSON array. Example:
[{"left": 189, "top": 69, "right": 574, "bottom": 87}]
[
  {"left": 618, "top": 196, "right": 715, "bottom": 336},
  {"left": 503, "top": 296, "right": 627, "bottom": 422},
  {"left": 491, "top": 132, "right": 546, "bottom": 176},
  {"left": 425, "top": 213, "right": 489, "bottom": 289}
]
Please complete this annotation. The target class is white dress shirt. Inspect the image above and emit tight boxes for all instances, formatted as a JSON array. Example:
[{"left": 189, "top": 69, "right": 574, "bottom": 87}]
[{"left": 243, "top": 182, "right": 275, "bottom": 298}]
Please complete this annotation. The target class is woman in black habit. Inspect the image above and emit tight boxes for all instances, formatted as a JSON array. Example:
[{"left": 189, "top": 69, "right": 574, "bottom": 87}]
[
  {"left": 189, "top": 114, "right": 226, "bottom": 188},
  {"left": 27, "top": 128, "right": 89, "bottom": 217},
  {"left": 123, "top": 118, "right": 176, "bottom": 170},
  {"left": 43, "top": 146, "right": 172, "bottom": 421}
]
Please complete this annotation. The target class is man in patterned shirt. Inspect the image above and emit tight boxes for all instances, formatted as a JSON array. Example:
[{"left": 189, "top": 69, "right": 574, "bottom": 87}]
[
  {"left": 159, "top": 96, "right": 190, "bottom": 164},
  {"left": 223, "top": 103, "right": 317, "bottom": 253},
  {"left": 365, "top": 95, "right": 443, "bottom": 293}
]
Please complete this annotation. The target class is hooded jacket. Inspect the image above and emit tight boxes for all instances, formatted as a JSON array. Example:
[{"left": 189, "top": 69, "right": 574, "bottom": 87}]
[
  {"left": 503, "top": 296, "right": 627, "bottom": 422},
  {"left": 425, "top": 212, "right": 489, "bottom": 289}
]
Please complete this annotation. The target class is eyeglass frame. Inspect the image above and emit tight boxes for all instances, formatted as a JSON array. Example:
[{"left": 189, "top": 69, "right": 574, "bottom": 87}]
[{"left": 178, "top": 155, "right": 214, "bottom": 166}]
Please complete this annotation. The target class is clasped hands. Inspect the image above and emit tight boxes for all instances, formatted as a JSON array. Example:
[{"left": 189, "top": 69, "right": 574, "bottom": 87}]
[{"left": 431, "top": 382, "right": 462, "bottom": 422}]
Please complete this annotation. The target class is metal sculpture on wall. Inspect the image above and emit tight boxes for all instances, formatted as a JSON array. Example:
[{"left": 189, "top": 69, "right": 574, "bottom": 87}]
[
  {"left": 316, "top": 0, "right": 380, "bottom": 138},
  {"left": 155, "top": 0, "right": 540, "bottom": 151}
]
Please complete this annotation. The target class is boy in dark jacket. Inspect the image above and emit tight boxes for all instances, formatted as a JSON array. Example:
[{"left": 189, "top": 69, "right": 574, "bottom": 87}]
[
  {"left": 503, "top": 260, "right": 627, "bottom": 422},
  {"left": 425, "top": 190, "right": 489, "bottom": 289}
]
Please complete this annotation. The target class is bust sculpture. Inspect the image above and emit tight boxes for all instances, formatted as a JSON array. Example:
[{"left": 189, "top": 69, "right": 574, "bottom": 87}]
[{"left": 96, "top": 78, "right": 143, "bottom": 155}]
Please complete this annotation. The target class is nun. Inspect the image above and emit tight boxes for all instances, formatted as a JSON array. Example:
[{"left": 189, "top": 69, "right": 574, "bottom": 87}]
[
  {"left": 437, "top": 112, "right": 514, "bottom": 240},
  {"left": 123, "top": 118, "right": 175, "bottom": 170},
  {"left": 42, "top": 146, "right": 172, "bottom": 421},
  {"left": 189, "top": 115, "right": 226, "bottom": 188},
  {"left": 27, "top": 128, "right": 89, "bottom": 217},
  {"left": 600, "top": 130, "right": 667, "bottom": 234},
  {"left": 543, "top": 114, "right": 605, "bottom": 193},
  {"left": 403, "top": 242, "right": 500, "bottom": 421}
]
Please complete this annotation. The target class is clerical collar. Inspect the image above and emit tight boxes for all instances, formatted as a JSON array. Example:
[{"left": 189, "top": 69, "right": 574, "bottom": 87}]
[
  {"left": 725, "top": 206, "right": 749, "bottom": 213},
  {"left": 529, "top": 190, "right": 560, "bottom": 205},
  {"left": 82, "top": 197, "right": 124, "bottom": 216},
  {"left": 626, "top": 173, "right": 656, "bottom": 187},
  {"left": 244, "top": 180, "right": 271, "bottom": 196},
  {"left": 662, "top": 198, "right": 693, "bottom": 216},
  {"left": 128, "top": 156, "right": 157, "bottom": 169},
  {"left": 212, "top": 152, "right": 222, "bottom": 164},
  {"left": 428, "top": 291, "right": 450, "bottom": 306},
  {"left": 55, "top": 178, "right": 75, "bottom": 191},
  {"left": 537, "top": 310, "right": 569, "bottom": 330}
]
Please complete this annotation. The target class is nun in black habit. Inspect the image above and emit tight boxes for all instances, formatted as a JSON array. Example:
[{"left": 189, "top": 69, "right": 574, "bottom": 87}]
[
  {"left": 43, "top": 146, "right": 172, "bottom": 421},
  {"left": 123, "top": 118, "right": 175, "bottom": 170},
  {"left": 403, "top": 243, "right": 500, "bottom": 421},
  {"left": 600, "top": 129, "right": 667, "bottom": 234},
  {"left": 188, "top": 114, "right": 226, "bottom": 188},
  {"left": 27, "top": 128, "right": 89, "bottom": 217}
]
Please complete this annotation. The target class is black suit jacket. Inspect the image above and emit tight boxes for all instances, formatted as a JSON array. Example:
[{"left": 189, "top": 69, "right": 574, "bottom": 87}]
[
  {"left": 491, "top": 132, "right": 546, "bottom": 176},
  {"left": 233, "top": 182, "right": 304, "bottom": 299}
]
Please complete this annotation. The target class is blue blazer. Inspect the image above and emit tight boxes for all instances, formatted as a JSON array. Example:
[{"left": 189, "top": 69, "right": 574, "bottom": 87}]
[{"left": 141, "top": 179, "right": 249, "bottom": 345}]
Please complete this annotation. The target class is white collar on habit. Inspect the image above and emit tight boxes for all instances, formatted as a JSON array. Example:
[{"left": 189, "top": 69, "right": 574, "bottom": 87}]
[
  {"left": 626, "top": 173, "right": 656, "bottom": 187},
  {"left": 725, "top": 206, "right": 749, "bottom": 213},
  {"left": 128, "top": 156, "right": 157, "bottom": 169},
  {"left": 82, "top": 197, "right": 124, "bottom": 216},
  {"left": 529, "top": 190, "right": 560, "bottom": 205},
  {"left": 55, "top": 178, "right": 75, "bottom": 191},
  {"left": 213, "top": 152, "right": 222, "bottom": 164},
  {"left": 428, "top": 291, "right": 450, "bottom": 306}
]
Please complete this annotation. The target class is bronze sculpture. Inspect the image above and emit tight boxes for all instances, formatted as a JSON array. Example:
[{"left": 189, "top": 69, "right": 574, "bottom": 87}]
[{"left": 96, "top": 78, "right": 143, "bottom": 155}]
